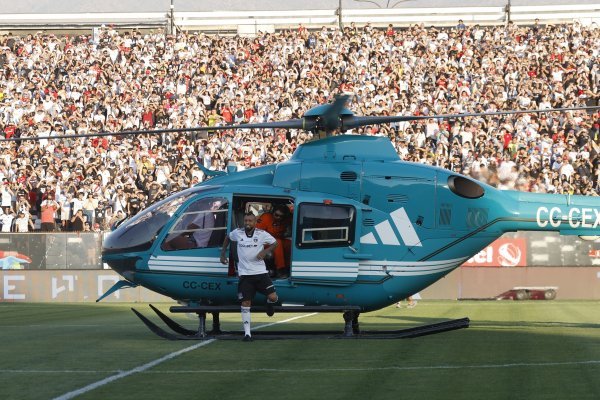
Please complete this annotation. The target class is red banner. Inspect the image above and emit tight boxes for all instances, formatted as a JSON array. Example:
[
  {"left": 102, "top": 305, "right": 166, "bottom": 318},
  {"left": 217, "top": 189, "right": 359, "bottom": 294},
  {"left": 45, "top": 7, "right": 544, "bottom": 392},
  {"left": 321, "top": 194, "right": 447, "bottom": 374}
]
[
  {"left": 589, "top": 249, "right": 600, "bottom": 258},
  {"left": 463, "top": 238, "right": 527, "bottom": 267}
]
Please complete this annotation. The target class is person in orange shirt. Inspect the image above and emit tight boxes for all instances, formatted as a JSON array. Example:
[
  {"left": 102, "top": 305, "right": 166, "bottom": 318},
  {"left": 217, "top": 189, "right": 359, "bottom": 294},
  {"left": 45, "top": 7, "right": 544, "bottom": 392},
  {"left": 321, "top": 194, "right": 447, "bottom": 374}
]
[
  {"left": 256, "top": 205, "right": 291, "bottom": 278},
  {"left": 40, "top": 193, "right": 59, "bottom": 232}
]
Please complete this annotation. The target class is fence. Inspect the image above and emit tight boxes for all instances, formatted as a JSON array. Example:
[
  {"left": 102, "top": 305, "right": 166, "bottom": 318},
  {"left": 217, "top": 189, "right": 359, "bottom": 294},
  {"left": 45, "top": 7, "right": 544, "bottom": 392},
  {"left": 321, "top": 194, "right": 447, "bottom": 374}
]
[
  {"left": 422, "top": 266, "right": 600, "bottom": 299},
  {"left": 0, "top": 233, "right": 102, "bottom": 270}
]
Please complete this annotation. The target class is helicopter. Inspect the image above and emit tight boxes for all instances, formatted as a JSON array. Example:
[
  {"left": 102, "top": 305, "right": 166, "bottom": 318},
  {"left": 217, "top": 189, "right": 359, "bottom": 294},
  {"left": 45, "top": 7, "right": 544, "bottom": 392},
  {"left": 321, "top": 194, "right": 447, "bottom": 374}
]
[{"left": 5, "top": 95, "right": 600, "bottom": 340}]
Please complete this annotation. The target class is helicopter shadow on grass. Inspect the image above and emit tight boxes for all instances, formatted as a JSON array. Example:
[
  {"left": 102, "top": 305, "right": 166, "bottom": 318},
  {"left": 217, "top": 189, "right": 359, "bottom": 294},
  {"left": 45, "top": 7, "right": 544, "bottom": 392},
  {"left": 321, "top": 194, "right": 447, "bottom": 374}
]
[{"left": 471, "top": 320, "right": 600, "bottom": 330}]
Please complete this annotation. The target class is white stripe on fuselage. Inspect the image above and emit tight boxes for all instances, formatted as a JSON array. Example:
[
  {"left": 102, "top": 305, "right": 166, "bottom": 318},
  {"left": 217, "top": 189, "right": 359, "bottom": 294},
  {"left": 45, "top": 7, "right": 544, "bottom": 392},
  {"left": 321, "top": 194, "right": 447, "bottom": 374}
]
[
  {"left": 151, "top": 256, "right": 221, "bottom": 262},
  {"left": 148, "top": 260, "right": 223, "bottom": 267},
  {"left": 293, "top": 261, "right": 357, "bottom": 267},
  {"left": 145, "top": 255, "right": 468, "bottom": 277}
]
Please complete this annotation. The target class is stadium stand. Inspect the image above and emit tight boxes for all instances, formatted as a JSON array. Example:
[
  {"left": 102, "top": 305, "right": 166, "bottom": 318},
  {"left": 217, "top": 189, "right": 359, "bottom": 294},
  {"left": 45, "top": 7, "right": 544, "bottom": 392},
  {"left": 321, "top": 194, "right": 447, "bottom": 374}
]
[{"left": 0, "top": 20, "right": 598, "bottom": 232}]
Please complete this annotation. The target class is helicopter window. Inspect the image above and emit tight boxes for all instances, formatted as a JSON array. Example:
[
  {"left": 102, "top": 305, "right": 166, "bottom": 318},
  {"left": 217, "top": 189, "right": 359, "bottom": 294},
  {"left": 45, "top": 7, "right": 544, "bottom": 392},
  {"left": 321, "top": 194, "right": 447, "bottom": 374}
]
[
  {"left": 103, "top": 188, "right": 200, "bottom": 253},
  {"left": 296, "top": 203, "right": 355, "bottom": 248},
  {"left": 246, "top": 202, "right": 273, "bottom": 217},
  {"left": 448, "top": 176, "right": 485, "bottom": 199},
  {"left": 162, "top": 197, "right": 229, "bottom": 251}
]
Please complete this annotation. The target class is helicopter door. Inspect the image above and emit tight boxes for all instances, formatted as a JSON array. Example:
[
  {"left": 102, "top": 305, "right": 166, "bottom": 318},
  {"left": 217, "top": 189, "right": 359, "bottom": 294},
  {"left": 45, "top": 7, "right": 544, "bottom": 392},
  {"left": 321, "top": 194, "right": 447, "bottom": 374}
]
[
  {"left": 154, "top": 195, "right": 231, "bottom": 276},
  {"left": 291, "top": 200, "right": 362, "bottom": 285}
]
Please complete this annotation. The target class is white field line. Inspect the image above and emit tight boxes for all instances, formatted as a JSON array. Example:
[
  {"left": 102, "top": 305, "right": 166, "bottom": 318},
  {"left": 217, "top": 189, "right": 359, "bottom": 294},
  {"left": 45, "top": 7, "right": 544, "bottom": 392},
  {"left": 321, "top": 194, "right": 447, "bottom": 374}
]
[
  {"left": 51, "top": 312, "right": 318, "bottom": 400},
  {"left": 52, "top": 340, "right": 216, "bottom": 400},
  {"left": 5, "top": 359, "right": 600, "bottom": 376}
]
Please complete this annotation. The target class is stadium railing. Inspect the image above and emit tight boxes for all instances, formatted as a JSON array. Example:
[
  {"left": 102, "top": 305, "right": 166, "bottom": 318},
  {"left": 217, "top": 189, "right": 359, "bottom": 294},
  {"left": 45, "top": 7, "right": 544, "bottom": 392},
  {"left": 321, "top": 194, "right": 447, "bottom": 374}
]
[{"left": 0, "top": 5, "right": 598, "bottom": 33}]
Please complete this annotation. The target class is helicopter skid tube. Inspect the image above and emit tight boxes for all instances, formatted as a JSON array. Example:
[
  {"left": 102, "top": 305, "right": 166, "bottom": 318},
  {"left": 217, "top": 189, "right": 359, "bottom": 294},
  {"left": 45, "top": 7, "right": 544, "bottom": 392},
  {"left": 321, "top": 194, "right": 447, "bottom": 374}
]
[
  {"left": 133, "top": 304, "right": 469, "bottom": 340},
  {"left": 131, "top": 308, "right": 207, "bottom": 340},
  {"left": 214, "top": 317, "right": 470, "bottom": 340},
  {"left": 132, "top": 305, "right": 225, "bottom": 340}
]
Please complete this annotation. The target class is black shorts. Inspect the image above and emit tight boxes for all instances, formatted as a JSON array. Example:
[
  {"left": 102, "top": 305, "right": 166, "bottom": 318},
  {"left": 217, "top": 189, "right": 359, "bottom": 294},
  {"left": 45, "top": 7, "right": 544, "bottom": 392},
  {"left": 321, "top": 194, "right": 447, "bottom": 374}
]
[{"left": 238, "top": 273, "right": 276, "bottom": 302}]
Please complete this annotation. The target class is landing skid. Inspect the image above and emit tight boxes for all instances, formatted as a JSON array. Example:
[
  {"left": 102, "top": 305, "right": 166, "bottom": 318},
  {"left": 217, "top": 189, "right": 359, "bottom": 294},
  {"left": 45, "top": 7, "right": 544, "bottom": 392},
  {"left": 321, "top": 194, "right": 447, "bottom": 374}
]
[
  {"left": 132, "top": 304, "right": 470, "bottom": 340},
  {"left": 131, "top": 305, "right": 222, "bottom": 341}
]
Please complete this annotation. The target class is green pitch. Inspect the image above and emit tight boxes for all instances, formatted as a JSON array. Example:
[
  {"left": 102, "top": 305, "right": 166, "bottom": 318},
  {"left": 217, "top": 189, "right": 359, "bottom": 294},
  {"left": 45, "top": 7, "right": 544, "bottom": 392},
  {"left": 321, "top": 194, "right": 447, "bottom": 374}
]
[{"left": 1, "top": 301, "right": 599, "bottom": 400}]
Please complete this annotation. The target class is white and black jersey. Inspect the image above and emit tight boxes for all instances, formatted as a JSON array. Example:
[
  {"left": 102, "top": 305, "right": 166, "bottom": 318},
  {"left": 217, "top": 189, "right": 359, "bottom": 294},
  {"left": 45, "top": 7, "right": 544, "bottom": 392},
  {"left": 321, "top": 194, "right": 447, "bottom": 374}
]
[{"left": 229, "top": 228, "right": 276, "bottom": 276}]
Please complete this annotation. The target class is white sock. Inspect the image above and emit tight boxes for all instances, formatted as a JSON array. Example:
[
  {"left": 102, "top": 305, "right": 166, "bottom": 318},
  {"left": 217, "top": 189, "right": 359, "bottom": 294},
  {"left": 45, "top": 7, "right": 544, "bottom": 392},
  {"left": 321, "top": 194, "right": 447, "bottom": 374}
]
[{"left": 241, "top": 306, "right": 251, "bottom": 336}]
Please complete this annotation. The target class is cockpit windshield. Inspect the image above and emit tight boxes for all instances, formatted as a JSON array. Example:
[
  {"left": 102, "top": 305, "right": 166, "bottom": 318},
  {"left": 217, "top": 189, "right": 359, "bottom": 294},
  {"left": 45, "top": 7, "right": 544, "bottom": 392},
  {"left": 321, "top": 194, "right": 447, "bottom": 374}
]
[{"left": 103, "top": 186, "right": 220, "bottom": 254}]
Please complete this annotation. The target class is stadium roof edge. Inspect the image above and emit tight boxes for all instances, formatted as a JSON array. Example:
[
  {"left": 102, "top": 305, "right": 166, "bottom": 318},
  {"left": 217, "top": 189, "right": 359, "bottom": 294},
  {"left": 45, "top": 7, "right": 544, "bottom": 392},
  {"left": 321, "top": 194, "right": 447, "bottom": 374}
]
[{"left": 0, "top": 1, "right": 598, "bottom": 33}]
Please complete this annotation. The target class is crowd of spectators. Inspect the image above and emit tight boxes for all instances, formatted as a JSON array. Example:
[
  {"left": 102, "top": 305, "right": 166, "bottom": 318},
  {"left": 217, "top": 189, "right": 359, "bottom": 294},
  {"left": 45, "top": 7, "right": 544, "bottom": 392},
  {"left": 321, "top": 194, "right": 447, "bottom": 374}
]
[{"left": 0, "top": 19, "right": 598, "bottom": 232}]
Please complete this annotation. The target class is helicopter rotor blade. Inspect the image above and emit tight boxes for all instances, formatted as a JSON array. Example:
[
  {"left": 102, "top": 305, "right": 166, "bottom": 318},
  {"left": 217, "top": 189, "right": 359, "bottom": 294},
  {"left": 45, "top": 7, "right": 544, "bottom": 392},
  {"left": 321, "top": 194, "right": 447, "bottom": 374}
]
[
  {"left": 342, "top": 106, "right": 600, "bottom": 131},
  {"left": 1, "top": 94, "right": 598, "bottom": 143},
  {"left": 0, "top": 119, "right": 308, "bottom": 143}
]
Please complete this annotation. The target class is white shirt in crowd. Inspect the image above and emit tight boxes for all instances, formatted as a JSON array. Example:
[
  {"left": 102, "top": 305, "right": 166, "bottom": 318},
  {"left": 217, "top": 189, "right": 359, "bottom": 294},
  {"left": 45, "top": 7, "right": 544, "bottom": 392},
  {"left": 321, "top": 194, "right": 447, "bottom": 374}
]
[
  {"left": 0, "top": 213, "right": 14, "bottom": 232},
  {"left": 72, "top": 197, "right": 84, "bottom": 214},
  {"left": 15, "top": 215, "right": 29, "bottom": 232},
  {"left": 0, "top": 188, "right": 11, "bottom": 208}
]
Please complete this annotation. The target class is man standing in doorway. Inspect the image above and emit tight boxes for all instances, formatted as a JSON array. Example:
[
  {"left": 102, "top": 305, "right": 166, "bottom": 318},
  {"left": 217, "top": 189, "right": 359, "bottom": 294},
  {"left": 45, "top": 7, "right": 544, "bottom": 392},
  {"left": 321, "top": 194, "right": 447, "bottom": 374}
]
[{"left": 220, "top": 213, "right": 278, "bottom": 342}]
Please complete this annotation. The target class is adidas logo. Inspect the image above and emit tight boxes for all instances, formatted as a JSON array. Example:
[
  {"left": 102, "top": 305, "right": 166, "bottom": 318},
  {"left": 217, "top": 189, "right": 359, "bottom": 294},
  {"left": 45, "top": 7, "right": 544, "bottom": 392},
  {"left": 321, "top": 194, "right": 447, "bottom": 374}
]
[{"left": 360, "top": 207, "right": 422, "bottom": 247}]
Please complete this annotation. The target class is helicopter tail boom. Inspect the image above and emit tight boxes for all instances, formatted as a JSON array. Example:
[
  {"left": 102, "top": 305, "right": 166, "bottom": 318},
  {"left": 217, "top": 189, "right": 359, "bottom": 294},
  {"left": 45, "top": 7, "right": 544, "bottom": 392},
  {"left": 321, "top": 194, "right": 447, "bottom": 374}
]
[{"left": 502, "top": 191, "right": 600, "bottom": 238}]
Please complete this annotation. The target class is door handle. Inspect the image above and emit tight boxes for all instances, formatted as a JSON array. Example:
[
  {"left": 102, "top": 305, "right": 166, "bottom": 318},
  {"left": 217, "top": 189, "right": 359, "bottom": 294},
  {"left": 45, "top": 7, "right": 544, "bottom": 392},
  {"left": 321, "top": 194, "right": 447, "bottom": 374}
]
[{"left": 343, "top": 253, "right": 372, "bottom": 260}]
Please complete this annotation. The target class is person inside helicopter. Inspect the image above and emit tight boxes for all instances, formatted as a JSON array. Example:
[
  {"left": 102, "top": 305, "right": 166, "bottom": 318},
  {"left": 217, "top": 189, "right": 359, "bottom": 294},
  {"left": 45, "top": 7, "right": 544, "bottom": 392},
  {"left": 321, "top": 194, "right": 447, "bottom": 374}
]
[
  {"left": 189, "top": 199, "right": 225, "bottom": 247},
  {"left": 256, "top": 204, "right": 292, "bottom": 279},
  {"left": 162, "top": 198, "right": 228, "bottom": 250}
]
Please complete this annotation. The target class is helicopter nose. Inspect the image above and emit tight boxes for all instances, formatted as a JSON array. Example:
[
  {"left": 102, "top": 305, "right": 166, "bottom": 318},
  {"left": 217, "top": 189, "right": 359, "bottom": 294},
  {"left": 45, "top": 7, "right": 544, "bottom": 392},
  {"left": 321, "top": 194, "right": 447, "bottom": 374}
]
[{"left": 102, "top": 253, "right": 139, "bottom": 277}]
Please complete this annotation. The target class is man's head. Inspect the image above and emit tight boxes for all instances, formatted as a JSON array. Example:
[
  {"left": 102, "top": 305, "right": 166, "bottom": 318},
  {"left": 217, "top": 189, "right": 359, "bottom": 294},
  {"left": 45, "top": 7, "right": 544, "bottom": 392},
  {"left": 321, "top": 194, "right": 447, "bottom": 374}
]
[
  {"left": 272, "top": 205, "right": 289, "bottom": 221},
  {"left": 243, "top": 212, "right": 257, "bottom": 232}
]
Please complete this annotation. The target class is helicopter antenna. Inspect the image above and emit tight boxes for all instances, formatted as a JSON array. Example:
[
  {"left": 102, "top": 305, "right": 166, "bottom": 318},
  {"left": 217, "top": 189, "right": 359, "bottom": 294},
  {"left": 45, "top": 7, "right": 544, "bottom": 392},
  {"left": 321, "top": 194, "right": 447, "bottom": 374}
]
[{"left": 194, "top": 157, "right": 225, "bottom": 178}]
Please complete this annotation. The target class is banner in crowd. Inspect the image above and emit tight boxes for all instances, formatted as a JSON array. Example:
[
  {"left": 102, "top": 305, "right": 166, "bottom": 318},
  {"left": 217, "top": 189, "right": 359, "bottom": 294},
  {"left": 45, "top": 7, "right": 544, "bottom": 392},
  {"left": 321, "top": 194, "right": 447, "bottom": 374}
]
[
  {"left": 462, "top": 232, "right": 600, "bottom": 267},
  {"left": 463, "top": 238, "right": 527, "bottom": 267},
  {"left": 0, "top": 270, "right": 168, "bottom": 302}
]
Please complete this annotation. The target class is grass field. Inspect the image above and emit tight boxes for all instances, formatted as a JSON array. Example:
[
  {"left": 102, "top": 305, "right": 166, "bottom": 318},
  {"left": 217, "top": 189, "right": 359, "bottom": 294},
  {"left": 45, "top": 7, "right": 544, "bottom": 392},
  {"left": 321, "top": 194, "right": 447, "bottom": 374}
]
[{"left": 1, "top": 301, "right": 599, "bottom": 400}]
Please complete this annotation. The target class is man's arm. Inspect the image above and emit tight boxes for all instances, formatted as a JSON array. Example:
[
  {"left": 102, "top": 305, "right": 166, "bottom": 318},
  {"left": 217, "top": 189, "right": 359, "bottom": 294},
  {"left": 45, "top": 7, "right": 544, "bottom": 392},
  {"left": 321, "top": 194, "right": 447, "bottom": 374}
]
[
  {"left": 257, "top": 240, "right": 278, "bottom": 261},
  {"left": 220, "top": 235, "right": 230, "bottom": 264}
]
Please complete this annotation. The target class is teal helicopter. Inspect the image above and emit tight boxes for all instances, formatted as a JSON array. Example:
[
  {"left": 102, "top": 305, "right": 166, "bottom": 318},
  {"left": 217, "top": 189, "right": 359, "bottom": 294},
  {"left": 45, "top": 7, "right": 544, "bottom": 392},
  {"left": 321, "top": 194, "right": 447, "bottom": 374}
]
[
  {"left": 9, "top": 95, "right": 600, "bottom": 339},
  {"left": 98, "top": 95, "right": 600, "bottom": 340}
]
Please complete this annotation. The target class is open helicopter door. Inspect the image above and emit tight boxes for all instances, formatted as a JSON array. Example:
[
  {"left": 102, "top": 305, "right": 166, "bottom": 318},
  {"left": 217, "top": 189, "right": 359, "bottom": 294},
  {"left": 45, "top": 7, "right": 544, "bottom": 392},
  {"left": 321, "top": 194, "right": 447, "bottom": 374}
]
[
  {"left": 291, "top": 196, "right": 365, "bottom": 285},
  {"left": 153, "top": 194, "right": 231, "bottom": 276}
]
